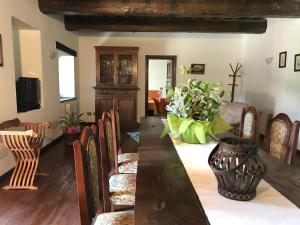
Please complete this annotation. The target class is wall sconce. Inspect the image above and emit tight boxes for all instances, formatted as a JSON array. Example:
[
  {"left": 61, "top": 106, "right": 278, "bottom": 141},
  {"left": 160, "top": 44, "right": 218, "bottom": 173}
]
[
  {"left": 47, "top": 50, "right": 57, "bottom": 60},
  {"left": 265, "top": 57, "right": 273, "bottom": 65}
]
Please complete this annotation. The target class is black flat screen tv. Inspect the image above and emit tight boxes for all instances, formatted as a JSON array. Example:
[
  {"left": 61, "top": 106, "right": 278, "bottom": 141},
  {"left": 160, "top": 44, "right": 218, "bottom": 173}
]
[{"left": 16, "top": 77, "right": 41, "bottom": 112}]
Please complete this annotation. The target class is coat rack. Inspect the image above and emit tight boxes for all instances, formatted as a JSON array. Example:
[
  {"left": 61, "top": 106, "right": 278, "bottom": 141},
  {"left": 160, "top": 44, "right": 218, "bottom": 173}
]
[{"left": 228, "top": 63, "right": 242, "bottom": 102}]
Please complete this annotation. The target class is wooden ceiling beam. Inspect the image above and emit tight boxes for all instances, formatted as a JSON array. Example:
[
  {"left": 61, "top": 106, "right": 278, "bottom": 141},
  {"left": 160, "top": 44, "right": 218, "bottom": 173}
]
[
  {"left": 39, "top": 0, "right": 300, "bottom": 18},
  {"left": 64, "top": 16, "right": 267, "bottom": 34}
]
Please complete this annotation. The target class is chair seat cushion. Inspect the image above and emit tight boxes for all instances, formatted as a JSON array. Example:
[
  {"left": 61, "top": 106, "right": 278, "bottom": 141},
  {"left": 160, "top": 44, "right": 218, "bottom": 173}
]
[
  {"left": 109, "top": 174, "right": 136, "bottom": 193},
  {"left": 110, "top": 191, "right": 135, "bottom": 206},
  {"left": 118, "top": 153, "right": 139, "bottom": 164},
  {"left": 93, "top": 210, "right": 134, "bottom": 225},
  {"left": 119, "top": 161, "right": 138, "bottom": 174}
]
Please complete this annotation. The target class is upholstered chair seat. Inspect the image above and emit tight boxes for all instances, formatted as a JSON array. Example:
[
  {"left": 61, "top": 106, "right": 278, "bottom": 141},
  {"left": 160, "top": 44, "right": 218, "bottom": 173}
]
[
  {"left": 118, "top": 153, "right": 139, "bottom": 164},
  {"left": 110, "top": 192, "right": 135, "bottom": 207},
  {"left": 109, "top": 173, "right": 136, "bottom": 207},
  {"left": 109, "top": 173, "right": 136, "bottom": 193},
  {"left": 93, "top": 210, "right": 134, "bottom": 225},
  {"left": 118, "top": 160, "right": 138, "bottom": 174}
]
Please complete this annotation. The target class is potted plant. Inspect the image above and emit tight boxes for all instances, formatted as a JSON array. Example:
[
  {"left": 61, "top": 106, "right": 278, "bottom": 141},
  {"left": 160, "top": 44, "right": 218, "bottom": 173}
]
[
  {"left": 161, "top": 66, "right": 231, "bottom": 144},
  {"left": 57, "top": 112, "right": 84, "bottom": 147}
]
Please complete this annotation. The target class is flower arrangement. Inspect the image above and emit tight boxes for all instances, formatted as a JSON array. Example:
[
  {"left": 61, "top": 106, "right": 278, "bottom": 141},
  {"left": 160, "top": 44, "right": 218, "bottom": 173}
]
[{"left": 161, "top": 66, "right": 231, "bottom": 144}]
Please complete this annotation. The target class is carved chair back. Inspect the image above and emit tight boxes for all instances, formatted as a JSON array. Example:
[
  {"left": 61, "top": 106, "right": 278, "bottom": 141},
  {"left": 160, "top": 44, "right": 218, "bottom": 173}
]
[
  {"left": 110, "top": 108, "right": 122, "bottom": 154},
  {"left": 239, "top": 107, "right": 261, "bottom": 143},
  {"left": 73, "top": 126, "right": 108, "bottom": 225},
  {"left": 101, "top": 112, "right": 118, "bottom": 175},
  {"left": 97, "top": 118, "right": 113, "bottom": 212},
  {"left": 264, "top": 113, "right": 300, "bottom": 165}
]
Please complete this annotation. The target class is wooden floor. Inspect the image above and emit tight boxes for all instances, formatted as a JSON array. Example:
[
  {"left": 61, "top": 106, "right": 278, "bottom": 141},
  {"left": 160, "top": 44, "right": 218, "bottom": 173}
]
[
  {"left": 0, "top": 131, "right": 299, "bottom": 225},
  {"left": 0, "top": 133, "right": 138, "bottom": 225}
]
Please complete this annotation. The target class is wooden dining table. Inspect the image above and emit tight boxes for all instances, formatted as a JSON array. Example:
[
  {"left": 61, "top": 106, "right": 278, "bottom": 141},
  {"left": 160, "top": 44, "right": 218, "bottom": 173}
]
[{"left": 135, "top": 116, "right": 300, "bottom": 225}]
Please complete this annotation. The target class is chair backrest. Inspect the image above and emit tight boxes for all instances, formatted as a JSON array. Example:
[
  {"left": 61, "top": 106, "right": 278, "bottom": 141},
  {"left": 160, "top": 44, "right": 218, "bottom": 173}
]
[
  {"left": 0, "top": 118, "right": 51, "bottom": 149},
  {"left": 98, "top": 119, "right": 112, "bottom": 213},
  {"left": 101, "top": 112, "right": 118, "bottom": 175},
  {"left": 239, "top": 107, "right": 261, "bottom": 143},
  {"left": 73, "top": 126, "right": 104, "bottom": 225},
  {"left": 264, "top": 113, "right": 300, "bottom": 165},
  {"left": 110, "top": 108, "right": 122, "bottom": 154},
  {"left": 152, "top": 98, "right": 161, "bottom": 114}
]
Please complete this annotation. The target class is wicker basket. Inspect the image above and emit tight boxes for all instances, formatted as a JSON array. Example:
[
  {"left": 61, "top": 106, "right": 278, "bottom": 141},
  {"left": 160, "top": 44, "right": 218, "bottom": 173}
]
[{"left": 208, "top": 137, "right": 266, "bottom": 201}]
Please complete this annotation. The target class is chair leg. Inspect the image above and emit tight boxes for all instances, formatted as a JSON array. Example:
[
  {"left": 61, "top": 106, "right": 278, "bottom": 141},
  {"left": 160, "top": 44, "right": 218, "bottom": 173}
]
[{"left": 3, "top": 149, "right": 41, "bottom": 190}]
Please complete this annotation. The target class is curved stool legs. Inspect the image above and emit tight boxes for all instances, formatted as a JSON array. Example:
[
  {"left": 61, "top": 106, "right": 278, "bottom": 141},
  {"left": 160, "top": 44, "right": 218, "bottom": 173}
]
[{"left": 3, "top": 148, "right": 43, "bottom": 190}]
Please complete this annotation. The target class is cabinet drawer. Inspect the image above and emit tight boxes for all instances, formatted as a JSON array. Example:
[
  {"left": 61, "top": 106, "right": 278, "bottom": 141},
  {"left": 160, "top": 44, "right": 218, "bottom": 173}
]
[{"left": 97, "top": 89, "right": 136, "bottom": 96}]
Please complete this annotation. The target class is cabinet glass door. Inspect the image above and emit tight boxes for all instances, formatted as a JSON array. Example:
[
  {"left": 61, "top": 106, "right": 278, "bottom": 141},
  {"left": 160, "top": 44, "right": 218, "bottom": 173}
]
[
  {"left": 118, "top": 54, "right": 133, "bottom": 85},
  {"left": 100, "top": 54, "right": 114, "bottom": 84}
]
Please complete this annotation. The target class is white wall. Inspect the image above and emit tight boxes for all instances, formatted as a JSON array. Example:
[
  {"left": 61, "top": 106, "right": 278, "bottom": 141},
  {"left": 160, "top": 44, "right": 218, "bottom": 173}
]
[
  {"left": 0, "top": 0, "right": 79, "bottom": 175},
  {"left": 243, "top": 18, "right": 300, "bottom": 119},
  {"left": 242, "top": 18, "right": 300, "bottom": 146},
  {"left": 78, "top": 33, "right": 243, "bottom": 122},
  {"left": 148, "top": 60, "right": 169, "bottom": 98}
]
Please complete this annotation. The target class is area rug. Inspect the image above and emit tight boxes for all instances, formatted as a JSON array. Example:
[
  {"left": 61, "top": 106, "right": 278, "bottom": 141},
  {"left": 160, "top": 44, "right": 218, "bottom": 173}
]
[{"left": 126, "top": 131, "right": 140, "bottom": 144}]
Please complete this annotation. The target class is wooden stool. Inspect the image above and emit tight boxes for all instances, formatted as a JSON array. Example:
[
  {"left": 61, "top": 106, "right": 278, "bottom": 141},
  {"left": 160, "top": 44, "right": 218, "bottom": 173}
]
[{"left": 0, "top": 119, "right": 51, "bottom": 190}]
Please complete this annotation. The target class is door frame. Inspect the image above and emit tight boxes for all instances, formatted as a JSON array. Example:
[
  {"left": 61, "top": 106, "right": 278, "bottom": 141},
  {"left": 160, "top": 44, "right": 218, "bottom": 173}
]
[{"left": 145, "top": 55, "right": 177, "bottom": 116}]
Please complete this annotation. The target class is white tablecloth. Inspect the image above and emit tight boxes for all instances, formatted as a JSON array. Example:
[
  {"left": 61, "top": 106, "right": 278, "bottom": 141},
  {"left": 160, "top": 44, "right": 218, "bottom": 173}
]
[{"left": 170, "top": 138, "right": 300, "bottom": 225}]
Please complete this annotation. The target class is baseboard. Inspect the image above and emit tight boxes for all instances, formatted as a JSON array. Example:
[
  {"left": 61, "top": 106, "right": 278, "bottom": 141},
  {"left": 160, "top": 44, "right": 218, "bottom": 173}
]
[{"left": 0, "top": 134, "right": 63, "bottom": 183}]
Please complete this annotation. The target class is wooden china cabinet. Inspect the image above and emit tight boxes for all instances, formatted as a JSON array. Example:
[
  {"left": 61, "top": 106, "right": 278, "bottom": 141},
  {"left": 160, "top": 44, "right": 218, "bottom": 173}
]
[{"left": 94, "top": 46, "right": 139, "bottom": 129}]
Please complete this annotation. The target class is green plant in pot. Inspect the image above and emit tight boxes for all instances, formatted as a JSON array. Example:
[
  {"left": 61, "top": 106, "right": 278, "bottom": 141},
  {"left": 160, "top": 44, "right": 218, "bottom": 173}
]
[
  {"left": 58, "top": 112, "right": 84, "bottom": 146},
  {"left": 161, "top": 66, "right": 231, "bottom": 144}
]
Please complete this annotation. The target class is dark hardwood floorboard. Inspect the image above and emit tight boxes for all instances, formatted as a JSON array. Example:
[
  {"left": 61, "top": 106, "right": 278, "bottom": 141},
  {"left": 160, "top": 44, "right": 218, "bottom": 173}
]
[{"left": 0, "top": 129, "right": 299, "bottom": 225}]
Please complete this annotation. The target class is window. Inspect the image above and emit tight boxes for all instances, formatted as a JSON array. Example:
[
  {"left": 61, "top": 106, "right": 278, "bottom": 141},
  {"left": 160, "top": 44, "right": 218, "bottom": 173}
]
[{"left": 56, "top": 42, "right": 77, "bottom": 102}]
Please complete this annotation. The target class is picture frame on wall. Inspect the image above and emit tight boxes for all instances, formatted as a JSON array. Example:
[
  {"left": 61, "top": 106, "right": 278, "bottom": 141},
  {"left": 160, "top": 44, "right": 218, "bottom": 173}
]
[
  {"left": 294, "top": 54, "right": 300, "bottom": 72},
  {"left": 279, "top": 51, "right": 287, "bottom": 68},
  {"left": 191, "top": 64, "right": 205, "bottom": 74},
  {"left": 0, "top": 34, "right": 3, "bottom": 66}
]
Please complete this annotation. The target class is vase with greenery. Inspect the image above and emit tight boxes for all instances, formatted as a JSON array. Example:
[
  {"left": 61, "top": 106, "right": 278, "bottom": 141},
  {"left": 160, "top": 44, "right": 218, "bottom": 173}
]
[
  {"left": 57, "top": 112, "right": 84, "bottom": 146},
  {"left": 161, "top": 66, "right": 231, "bottom": 144}
]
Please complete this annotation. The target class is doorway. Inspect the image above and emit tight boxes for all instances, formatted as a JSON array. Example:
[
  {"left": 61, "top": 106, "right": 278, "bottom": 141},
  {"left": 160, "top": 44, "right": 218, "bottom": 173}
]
[{"left": 145, "top": 55, "right": 177, "bottom": 116}]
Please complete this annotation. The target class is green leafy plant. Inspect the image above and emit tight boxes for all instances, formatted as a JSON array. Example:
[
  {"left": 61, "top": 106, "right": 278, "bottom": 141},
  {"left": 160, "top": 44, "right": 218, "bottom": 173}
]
[
  {"left": 161, "top": 66, "right": 230, "bottom": 144},
  {"left": 57, "top": 112, "right": 84, "bottom": 135}
]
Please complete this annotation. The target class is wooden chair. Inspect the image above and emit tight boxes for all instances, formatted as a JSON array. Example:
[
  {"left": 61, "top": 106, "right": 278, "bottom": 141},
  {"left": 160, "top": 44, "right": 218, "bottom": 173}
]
[
  {"left": 98, "top": 120, "right": 136, "bottom": 211},
  {"left": 239, "top": 107, "right": 261, "bottom": 143},
  {"left": 110, "top": 108, "right": 139, "bottom": 165},
  {"left": 102, "top": 112, "right": 138, "bottom": 174},
  {"left": 0, "top": 118, "right": 51, "bottom": 190},
  {"left": 264, "top": 113, "right": 300, "bottom": 165},
  {"left": 73, "top": 127, "right": 134, "bottom": 225},
  {"left": 152, "top": 98, "right": 161, "bottom": 116}
]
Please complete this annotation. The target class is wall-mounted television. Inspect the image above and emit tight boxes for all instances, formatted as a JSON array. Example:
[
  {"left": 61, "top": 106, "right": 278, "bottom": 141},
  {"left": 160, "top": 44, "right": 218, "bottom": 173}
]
[{"left": 16, "top": 77, "right": 40, "bottom": 112}]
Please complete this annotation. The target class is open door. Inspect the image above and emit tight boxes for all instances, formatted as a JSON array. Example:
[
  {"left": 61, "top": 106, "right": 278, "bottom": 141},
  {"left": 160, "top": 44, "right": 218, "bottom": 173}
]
[{"left": 145, "top": 55, "right": 177, "bottom": 117}]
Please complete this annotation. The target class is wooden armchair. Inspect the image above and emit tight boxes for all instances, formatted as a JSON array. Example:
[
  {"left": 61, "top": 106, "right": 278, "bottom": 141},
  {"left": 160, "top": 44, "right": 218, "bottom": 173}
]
[
  {"left": 73, "top": 127, "right": 134, "bottom": 225},
  {"left": 239, "top": 107, "right": 261, "bottom": 143},
  {"left": 264, "top": 113, "right": 300, "bottom": 165},
  {"left": 0, "top": 118, "right": 51, "bottom": 190}
]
